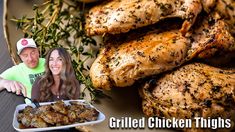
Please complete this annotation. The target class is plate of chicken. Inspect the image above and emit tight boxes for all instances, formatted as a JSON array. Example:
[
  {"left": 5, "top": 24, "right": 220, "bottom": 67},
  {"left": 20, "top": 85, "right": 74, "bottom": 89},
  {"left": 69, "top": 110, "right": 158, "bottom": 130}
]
[{"left": 12, "top": 100, "right": 105, "bottom": 132}]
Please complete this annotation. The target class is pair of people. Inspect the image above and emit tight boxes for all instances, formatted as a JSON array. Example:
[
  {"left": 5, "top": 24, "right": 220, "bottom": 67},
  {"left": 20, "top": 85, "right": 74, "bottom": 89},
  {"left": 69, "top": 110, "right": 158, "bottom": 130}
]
[{"left": 0, "top": 38, "right": 80, "bottom": 102}]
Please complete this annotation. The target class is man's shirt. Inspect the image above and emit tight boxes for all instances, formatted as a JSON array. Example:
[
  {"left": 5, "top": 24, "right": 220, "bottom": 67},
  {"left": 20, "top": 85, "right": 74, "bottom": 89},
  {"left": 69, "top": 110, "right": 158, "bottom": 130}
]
[{"left": 0, "top": 58, "right": 45, "bottom": 97}]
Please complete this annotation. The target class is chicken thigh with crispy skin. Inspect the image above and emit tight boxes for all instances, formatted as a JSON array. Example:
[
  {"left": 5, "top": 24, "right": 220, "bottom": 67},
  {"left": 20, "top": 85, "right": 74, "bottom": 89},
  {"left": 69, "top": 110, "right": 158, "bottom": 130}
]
[
  {"left": 85, "top": 0, "right": 202, "bottom": 36},
  {"left": 139, "top": 62, "right": 235, "bottom": 131},
  {"left": 89, "top": 13, "right": 235, "bottom": 90},
  {"left": 202, "top": 0, "right": 235, "bottom": 35},
  {"left": 90, "top": 30, "right": 190, "bottom": 90},
  {"left": 187, "top": 12, "right": 235, "bottom": 59}
]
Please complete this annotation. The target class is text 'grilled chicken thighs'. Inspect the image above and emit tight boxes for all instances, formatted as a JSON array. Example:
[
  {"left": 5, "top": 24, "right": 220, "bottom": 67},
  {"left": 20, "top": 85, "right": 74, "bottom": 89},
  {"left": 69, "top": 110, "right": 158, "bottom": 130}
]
[
  {"left": 85, "top": 0, "right": 202, "bottom": 36},
  {"left": 90, "top": 14, "right": 235, "bottom": 90},
  {"left": 139, "top": 63, "right": 235, "bottom": 131}
]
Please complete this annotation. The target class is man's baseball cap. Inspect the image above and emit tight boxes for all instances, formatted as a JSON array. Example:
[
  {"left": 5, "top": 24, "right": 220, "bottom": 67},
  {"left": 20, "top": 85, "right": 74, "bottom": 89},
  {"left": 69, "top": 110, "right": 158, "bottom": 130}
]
[{"left": 17, "top": 38, "right": 37, "bottom": 54}]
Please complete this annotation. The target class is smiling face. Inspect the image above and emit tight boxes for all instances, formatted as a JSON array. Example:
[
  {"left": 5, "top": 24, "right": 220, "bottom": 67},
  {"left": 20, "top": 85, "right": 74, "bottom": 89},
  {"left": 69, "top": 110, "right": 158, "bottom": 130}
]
[
  {"left": 49, "top": 50, "right": 63, "bottom": 76},
  {"left": 19, "top": 48, "right": 40, "bottom": 69}
]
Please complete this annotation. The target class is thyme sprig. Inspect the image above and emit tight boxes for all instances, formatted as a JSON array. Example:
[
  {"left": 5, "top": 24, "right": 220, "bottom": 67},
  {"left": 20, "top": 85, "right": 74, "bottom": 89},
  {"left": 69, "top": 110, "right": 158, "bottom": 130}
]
[{"left": 11, "top": 0, "right": 108, "bottom": 102}]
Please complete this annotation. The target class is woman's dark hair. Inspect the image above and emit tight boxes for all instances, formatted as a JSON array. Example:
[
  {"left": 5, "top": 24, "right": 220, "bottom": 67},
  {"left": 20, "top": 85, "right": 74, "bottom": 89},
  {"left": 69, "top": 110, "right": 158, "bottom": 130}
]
[{"left": 38, "top": 47, "right": 80, "bottom": 101}]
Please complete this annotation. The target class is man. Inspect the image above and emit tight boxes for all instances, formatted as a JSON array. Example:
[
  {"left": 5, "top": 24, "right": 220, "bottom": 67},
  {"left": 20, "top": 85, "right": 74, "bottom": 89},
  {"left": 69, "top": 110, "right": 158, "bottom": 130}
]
[{"left": 0, "top": 38, "right": 45, "bottom": 97}]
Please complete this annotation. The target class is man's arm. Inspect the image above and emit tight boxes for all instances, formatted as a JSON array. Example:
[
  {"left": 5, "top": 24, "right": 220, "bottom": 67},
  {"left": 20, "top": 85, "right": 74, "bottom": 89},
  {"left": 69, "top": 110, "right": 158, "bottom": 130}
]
[{"left": 0, "top": 77, "right": 27, "bottom": 96}]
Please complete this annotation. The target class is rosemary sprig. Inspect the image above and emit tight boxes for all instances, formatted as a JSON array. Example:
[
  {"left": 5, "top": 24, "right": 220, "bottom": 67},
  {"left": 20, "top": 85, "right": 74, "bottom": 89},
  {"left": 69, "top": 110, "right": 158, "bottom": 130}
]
[{"left": 11, "top": 0, "right": 108, "bottom": 102}]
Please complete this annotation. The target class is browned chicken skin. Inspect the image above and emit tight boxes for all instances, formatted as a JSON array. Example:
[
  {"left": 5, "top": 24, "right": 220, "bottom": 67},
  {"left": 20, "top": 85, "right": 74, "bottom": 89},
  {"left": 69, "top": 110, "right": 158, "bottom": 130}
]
[
  {"left": 90, "top": 13, "right": 235, "bottom": 90},
  {"left": 40, "top": 111, "right": 69, "bottom": 125},
  {"left": 202, "top": 0, "right": 235, "bottom": 36},
  {"left": 187, "top": 12, "right": 235, "bottom": 59},
  {"left": 51, "top": 100, "right": 68, "bottom": 115},
  {"left": 31, "top": 115, "right": 48, "bottom": 128},
  {"left": 86, "top": 0, "right": 235, "bottom": 36},
  {"left": 90, "top": 30, "right": 190, "bottom": 89},
  {"left": 85, "top": 0, "right": 202, "bottom": 36},
  {"left": 139, "top": 62, "right": 235, "bottom": 131}
]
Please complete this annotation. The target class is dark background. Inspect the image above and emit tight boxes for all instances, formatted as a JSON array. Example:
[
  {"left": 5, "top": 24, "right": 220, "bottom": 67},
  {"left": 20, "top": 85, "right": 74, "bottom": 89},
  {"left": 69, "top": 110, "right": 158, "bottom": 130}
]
[{"left": 0, "top": 0, "right": 24, "bottom": 131}]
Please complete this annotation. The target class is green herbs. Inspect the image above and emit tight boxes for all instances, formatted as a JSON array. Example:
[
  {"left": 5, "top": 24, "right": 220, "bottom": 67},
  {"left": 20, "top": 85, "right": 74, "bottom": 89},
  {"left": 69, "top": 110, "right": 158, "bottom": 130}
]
[{"left": 11, "top": 0, "right": 106, "bottom": 102}]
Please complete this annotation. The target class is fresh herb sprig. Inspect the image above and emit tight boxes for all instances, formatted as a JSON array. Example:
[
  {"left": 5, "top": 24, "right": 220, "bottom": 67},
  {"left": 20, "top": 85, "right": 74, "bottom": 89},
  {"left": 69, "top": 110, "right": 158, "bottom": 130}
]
[{"left": 11, "top": 0, "right": 107, "bottom": 102}]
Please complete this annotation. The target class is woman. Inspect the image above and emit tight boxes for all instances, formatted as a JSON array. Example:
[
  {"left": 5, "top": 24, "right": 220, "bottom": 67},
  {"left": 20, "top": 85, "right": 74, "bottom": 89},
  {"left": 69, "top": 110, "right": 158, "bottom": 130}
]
[{"left": 31, "top": 47, "right": 80, "bottom": 102}]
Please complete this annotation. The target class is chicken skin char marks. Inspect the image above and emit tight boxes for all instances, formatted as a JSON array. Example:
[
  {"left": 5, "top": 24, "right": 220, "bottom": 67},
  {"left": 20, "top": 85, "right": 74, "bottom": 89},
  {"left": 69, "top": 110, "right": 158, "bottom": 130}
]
[
  {"left": 139, "top": 63, "right": 235, "bottom": 132},
  {"left": 85, "top": 0, "right": 202, "bottom": 36},
  {"left": 89, "top": 12, "right": 235, "bottom": 90}
]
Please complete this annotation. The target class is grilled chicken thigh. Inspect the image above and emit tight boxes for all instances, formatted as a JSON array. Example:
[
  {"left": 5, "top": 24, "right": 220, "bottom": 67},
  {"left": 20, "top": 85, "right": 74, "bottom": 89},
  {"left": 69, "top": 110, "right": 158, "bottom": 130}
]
[
  {"left": 51, "top": 100, "right": 68, "bottom": 115},
  {"left": 90, "top": 30, "right": 190, "bottom": 90},
  {"left": 90, "top": 14, "right": 235, "bottom": 90},
  {"left": 31, "top": 115, "right": 48, "bottom": 128},
  {"left": 85, "top": 0, "right": 202, "bottom": 36},
  {"left": 202, "top": 0, "right": 235, "bottom": 35},
  {"left": 139, "top": 62, "right": 235, "bottom": 131},
  {"left": 187, "top": 12, "right": 235, "bottom": 59},
  {"left": 40, "top": 111, "right": 69, "bottom": 125}
]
